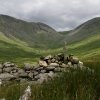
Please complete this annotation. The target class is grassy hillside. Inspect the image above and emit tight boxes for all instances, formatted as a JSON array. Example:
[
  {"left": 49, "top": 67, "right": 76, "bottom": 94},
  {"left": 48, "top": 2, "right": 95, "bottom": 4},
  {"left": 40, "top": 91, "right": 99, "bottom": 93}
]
[
  {"left": 62, "top": 17, "right": 100, "bottom": 44},
  {"left": 0, "top": 32, "right": 61, "bottom": 65},
  {"left": 0, "top": 15, "right": 62, "bottom": 48},
  {"left": 0, "top": 31, "right": 99, "bottom": 65},
  {"left": 0, "top": 15, "right": 100, "bottom": 65},
  {"left": 67, "top": 34, "right": 100, "bottom": 61},
  {"left": 0, "top": 32, "right": 40, "bottom": 65}
]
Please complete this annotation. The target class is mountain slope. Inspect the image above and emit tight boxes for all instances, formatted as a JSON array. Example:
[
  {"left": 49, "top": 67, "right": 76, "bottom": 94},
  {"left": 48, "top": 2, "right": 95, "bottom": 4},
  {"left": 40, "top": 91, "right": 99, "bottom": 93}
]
[
  {"left": 0, "top": 15, "right": 100, "bottom": 63},
  {"left": 62, "top": 17, "right": 100, "bottom": 44},
  {"left": 0, "top": 31, "right": 41, "bottom": 64},
  {"left": 0, "top": 15, "right": 62, "bottom": 48},
  {"left": 67, "top": 34, "right": 100, "bottom": 61}
]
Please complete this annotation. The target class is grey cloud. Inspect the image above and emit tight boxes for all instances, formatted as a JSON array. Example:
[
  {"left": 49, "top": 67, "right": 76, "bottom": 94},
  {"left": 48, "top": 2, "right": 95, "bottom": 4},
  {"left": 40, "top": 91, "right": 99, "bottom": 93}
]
[{"left": 0, "top": 0, "right": 100, "bottom": 31}]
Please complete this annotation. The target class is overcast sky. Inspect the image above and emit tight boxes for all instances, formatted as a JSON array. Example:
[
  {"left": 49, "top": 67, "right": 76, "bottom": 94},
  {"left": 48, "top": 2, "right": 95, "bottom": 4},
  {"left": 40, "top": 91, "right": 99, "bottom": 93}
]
[{"left": 0, "top": 0, "right": 100, "bottom": 31}]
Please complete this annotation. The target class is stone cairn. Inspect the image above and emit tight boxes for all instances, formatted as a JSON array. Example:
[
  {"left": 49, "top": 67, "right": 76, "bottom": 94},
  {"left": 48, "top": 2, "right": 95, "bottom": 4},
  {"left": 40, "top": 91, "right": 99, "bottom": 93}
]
[{"left": 0, "top": 53, "right": 88, "bottom": 85}]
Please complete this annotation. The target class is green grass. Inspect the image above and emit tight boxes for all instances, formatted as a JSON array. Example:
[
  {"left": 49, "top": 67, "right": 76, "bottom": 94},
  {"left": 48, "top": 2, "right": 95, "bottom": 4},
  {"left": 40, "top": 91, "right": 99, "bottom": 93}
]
[
  {"left": 0, "top": 32, "right": 100, "bottom": 65},
  {"left": 0, "top": 62, "right": 99, "bottom": 100},
  {"left": 0, "top": 31, "right": 100, "bottom": 100}
]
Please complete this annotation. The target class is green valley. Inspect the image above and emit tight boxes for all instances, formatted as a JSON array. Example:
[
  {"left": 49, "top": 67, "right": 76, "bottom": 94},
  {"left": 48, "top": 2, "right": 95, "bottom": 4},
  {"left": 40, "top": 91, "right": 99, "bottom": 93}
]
[{"left": 0, "top": 15, "right": 100, "bottom": 65}]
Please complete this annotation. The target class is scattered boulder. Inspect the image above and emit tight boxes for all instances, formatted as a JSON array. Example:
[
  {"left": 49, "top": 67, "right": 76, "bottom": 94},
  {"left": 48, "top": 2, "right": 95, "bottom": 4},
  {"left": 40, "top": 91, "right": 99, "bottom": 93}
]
[{"left": 0, "top": 73, "right": 16, "bottom": 81}]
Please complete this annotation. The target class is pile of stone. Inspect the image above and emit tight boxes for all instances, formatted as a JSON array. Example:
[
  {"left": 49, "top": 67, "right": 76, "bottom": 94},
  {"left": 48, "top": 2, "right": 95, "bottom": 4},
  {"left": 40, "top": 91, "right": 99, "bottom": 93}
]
[{"left": 0, "top": 54, "right": 85, "bottom": 85}]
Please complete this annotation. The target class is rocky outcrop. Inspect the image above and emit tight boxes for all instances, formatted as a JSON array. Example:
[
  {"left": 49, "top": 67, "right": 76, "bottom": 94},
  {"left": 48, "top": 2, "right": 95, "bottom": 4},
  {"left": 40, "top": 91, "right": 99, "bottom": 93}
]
[{"left": 0, "top": 54, "right": 90, "bottom": 85}]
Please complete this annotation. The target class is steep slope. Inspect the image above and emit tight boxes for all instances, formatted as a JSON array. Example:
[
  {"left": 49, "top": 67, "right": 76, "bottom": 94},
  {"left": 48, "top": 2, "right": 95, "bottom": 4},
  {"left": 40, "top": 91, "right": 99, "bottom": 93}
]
[
  {"left": 0, "top": 15, "right": 62, "bottom": 48},
  {"left": 62, "top": 17, "right": 100, "bottom": 44}
]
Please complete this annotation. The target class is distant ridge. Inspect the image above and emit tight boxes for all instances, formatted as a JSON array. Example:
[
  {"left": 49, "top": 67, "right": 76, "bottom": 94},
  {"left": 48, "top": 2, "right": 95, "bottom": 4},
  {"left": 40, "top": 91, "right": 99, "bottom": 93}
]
[
  {"left": 0, "top": 15, "right": 100, "bottom": 63},
  {"left": 61, "top": 17, "right": 100, "bottom": 43},
  {"left": 0, "top": 14, "right": 100, "bottom": 48},
  {"left": 0, "top": 14, "right": 62, "bottom": 48}
]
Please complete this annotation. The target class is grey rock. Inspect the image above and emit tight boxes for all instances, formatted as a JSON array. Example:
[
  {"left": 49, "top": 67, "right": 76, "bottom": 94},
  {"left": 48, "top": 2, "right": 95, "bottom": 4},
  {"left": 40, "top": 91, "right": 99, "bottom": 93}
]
[
  {"left": 19, "top": 72, "right": 28, "bottom": 78},
  {"left": 3, "top": 62, "right": 15, "bottom": 68},
  {"left": 47, "top": 59, "right": 51, "bottom": 64},
  {"left": 45, "top": 66, "right": 55, "bottom": 71},
  {"left": 25, "top": 71, "right": 31, "bottom": 74},
  {"left": 49, "top": 63, "right": 59, "bottom": 67},
  {"left": 58, "top": 61, "right": 63, "bottom": 65},
  {"left": 18, "top": 69, "right": 28, "bottom": 78},
  {"left": 11, "top": 69, "right": 17, "bottom": 73},
  {"left": 37, "top": 73, "right": 48, "bottom": 83},
  {"left": 55, "top": 60, "right": 59, "bottom": 63},
  {"left": 40, "top": 70, "right": 46, "bottom": 73},
  {"left": 13, "top": 67, "right": 19, "bottom": 71},
  {"left": 60, "top": 64, "right": 68, "bottom": 68},
  {"left": 34, "top": 75, "right": 40, "bottom": 80},
  {"left": 18, "top": 69, "right": 25, "bottom": 74},
  {"left": 28, "top": 72, "right": 34, "bottom": 79},
  {"left": 48, "top": 71, "right": 54, "bottom": 78},
  {"left": 10, "top": 63, "right": 15, "bottom": 67},
  {"left": 13, "top": 73, "right": 19, "bottom": 78},
  {"left": 33, "top": 71, "right": 39, "bottom": 76},
  {"left": 39, "top": 60, "right": 48, "bottom": 67},
  {"left": 35, "top": 67, "right": 44, "bottom": 71},
  {"left": 3, "top": 67, "right": 13, "bottom": 73},
  {"left": 24, "top": 63, "right": 33, "bottom": 71},
  {"left": 51, "top": 58, "right": 56, "bottom": 63},
  {"left": 44, "top": 55, "right": 52, "bottom": 60},
  {"left": 0, "top": 73, "right": 16, "bottom": 81}
]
